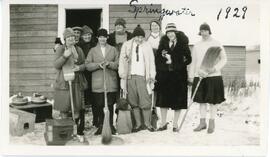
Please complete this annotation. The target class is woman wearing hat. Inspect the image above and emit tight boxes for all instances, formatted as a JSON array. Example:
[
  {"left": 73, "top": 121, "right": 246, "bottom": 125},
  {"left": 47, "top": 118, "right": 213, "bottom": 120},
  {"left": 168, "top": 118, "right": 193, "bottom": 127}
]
[
  {"left": 53, "top": 28, "right": 88, "bottom": 135},
  {"left": 189, "top": 23, "right": 227, "bottom": 134},
  {"left": 85, "top": 28, "right": 119, "bottom": 135},
  {"left": 107, "top": 18, "right": 133, "bottom": 52},
  {"left": 79, "top": 25, "right": 98, "bottom": 127},
  {"left": 155, "top": 23, "right": 192, "bottom": 132},
  {"left": 147, "top": 20, "right": 163, "bottom": 56}
]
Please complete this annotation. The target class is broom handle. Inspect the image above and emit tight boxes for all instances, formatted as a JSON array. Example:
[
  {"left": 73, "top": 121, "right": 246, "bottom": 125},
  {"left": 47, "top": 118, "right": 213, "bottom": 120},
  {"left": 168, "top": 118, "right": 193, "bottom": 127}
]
[
  {"left": 68, "top": 81, "right": 75, "bottom": 122},
  {"left": 178, "top": 78, "right": 202, "bottom": 130},
  {"left": 103, "top": 67, "right": 108, "bottom": 111}
]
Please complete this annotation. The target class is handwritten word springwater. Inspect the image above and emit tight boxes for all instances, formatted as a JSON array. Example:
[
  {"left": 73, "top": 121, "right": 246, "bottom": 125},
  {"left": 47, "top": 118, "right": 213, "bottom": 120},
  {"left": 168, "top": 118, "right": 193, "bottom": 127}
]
[{"left": 128, "top": 0, "right": 196, "bottom": 20}]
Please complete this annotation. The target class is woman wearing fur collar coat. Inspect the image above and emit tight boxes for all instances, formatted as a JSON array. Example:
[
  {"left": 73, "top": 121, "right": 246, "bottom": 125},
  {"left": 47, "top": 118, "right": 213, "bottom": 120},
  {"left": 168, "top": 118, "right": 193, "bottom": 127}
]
[{"left": 155, "top": 23, "right": 192, "bottom": 132}]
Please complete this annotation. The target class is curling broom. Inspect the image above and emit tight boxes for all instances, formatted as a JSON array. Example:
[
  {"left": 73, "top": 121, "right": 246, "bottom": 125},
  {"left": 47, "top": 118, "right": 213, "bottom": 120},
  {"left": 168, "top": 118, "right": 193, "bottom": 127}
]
[
  {"left": 101, "top": 66, "right": 112, "bottom": 144},
  {"left": 178, "top": 46, "right": 222, "bottom": 132}
]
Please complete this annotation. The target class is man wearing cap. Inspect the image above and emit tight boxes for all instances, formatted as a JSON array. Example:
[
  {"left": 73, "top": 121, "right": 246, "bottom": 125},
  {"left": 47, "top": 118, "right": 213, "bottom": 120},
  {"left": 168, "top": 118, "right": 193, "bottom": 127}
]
[
  {"left": 85, "top": 28, "right": 119, "bottom": 135},
  {"left": 119, "top": 25, "right": 156, "bottom": 132},
  {"left": 72, "top": 26, "right": 83, "bottom": 45},
  {"left": 155, "top": 23, "right": 192, "bottom": 132},
  {"left": 79, "top": 25, "right": 98, "bottom": 128},
  {"left": 189, "top": 23, "right": 227, "bottom": 134}
]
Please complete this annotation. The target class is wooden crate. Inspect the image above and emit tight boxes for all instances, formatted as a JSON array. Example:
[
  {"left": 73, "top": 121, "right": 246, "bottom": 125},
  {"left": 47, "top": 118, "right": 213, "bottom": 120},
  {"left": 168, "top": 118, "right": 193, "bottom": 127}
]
[
  {"left": 9, "top": 107, "right": 36, "bottom": 136},
  {"left": 44, "top": 119, "right": 75, "bottom": 145}
]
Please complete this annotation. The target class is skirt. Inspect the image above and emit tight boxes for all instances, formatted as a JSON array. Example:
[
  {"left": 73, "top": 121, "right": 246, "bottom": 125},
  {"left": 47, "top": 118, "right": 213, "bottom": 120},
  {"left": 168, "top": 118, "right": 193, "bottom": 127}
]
[
  {"left": 192, "top": 76, "right": 225, "bottom": 105},
  {"left": 155, "top": 71, "right": 188, "bottom": 110}
]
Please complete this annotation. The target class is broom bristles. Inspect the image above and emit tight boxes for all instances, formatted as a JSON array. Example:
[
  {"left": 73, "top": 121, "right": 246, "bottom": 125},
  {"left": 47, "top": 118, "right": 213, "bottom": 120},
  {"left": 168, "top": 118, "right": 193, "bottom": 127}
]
[
  {"left": 200, "top": 46, "right": 222, "bottom": 70},
  {"left": 101, "top": 109, "right": 112, "bottom": 145}
]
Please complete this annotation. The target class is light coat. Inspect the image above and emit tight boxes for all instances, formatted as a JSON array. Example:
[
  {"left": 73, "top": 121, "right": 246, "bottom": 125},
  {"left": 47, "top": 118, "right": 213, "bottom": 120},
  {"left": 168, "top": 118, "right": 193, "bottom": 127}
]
[
  {"left": 118, "top": 39, "right": 156, "bottom": 93},
  {"left": 85, "top": 44, "right": 119, "bottom": 93}
]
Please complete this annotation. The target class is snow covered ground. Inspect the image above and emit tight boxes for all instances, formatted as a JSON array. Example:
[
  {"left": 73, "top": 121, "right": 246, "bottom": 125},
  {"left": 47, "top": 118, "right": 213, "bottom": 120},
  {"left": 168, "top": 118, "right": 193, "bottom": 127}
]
[{"left": 9, "top": 85, "right": 260, "bottom": 146}]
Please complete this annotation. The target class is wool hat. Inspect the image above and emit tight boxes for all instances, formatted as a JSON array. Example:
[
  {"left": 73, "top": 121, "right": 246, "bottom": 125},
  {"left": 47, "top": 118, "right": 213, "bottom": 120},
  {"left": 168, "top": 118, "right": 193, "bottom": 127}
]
[
  {"left": 63, "top": 28, "right": 75, "bottom": 39},
  {"left": 199, "top": 23, "right": 212, "bottom": 35},
  {"left": 165, "top": 23, "right": 177, "bottom": 33},
  {"left": 72, "top": 26, "right": 83, "bottom": 32},
  {"left": 81, "top": 25, "right": 93, "bottom": 36},
  {"left": 115, "top": 18, "right": 126, "bottom": 28},
  {"left": 150, "top": 20, "right": 161, "bottom": 31},
  {"left": 97, "top": 28, "right": 108, "bottom": 37},
  {"left": 133, "top": 24, "right": 145, "bottom": 37}
]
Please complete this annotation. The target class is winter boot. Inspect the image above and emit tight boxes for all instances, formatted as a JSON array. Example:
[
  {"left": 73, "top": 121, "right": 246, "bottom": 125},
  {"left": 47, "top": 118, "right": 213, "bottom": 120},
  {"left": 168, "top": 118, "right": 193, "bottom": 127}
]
[
  {"left": 207, "top": 119, "right": 215, "bottom": 134},
  {"left": 193, "top": 118, "right": 207, "bottom": 132},
  {"left": 142, "top": 109, "right": 155, "bottom": 132},
  {"left": 132, "top": 108, "right": 142, "bottom": 132}
]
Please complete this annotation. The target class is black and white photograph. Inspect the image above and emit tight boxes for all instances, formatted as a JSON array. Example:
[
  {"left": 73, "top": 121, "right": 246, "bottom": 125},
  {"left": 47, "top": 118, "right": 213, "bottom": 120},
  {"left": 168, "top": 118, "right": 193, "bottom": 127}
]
[{"left": 0, "top": 0, "right": 269, "bottom": 156}]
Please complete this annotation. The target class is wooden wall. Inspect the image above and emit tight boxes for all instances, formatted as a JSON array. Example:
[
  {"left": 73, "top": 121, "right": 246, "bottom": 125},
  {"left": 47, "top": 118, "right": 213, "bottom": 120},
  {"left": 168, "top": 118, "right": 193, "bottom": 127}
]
[
  {"left": 9, "top": 4, "right": 246, "bottom": 99},
  {"left": 189, "top": 45, "right": 246, "bottom": 86},
  {"left": 10, "top": 5, "right": 58, "bottom": 98},
  {"left": 109, "top": 4, "right": 162, "bottom": 37},
  {"left": 222, "top": 46, "right": 246, "bottom": 85}
]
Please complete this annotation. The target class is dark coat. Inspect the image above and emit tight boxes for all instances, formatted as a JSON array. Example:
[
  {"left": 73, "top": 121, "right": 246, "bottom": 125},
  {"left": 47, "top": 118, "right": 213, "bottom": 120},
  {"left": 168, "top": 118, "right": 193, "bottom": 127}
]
[
  {"left": 155, "top": 31, "right": 192, "bottom": 109},
  {"left": 53, "top": 45, "right": 87, "bottom": 113},
  {"left": 79, "top": 39, "right": 97, "bottom": 89}
]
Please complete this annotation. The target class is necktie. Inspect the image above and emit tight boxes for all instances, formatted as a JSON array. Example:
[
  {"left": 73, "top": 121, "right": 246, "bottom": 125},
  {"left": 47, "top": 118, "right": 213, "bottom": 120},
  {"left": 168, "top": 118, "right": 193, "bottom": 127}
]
[
  {"left": 170, "top": 41, "right": 175, "bottom": 50},
  {"left": 136, "top": 44, "right": 139, "bottom": 62}
]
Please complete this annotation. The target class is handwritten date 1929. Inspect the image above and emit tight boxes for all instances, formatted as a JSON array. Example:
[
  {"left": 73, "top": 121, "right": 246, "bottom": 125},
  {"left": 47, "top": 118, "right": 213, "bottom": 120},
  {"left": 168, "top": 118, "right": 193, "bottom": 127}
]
[{"left": 217, "top": 6, "right": 247, "bottom": 20}]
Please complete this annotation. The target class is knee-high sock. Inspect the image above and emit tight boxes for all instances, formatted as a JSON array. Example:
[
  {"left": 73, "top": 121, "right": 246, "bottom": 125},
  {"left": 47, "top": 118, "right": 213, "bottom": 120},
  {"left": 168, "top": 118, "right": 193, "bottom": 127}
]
[
  {"left": 173, "top": 110, "right": 181, "bottom": 128},
  {"left": 133, "top": 108, "right": 142, "bottom": 127},
  {"left": 210, "top": 104, "right": 217, "bottom": 119},
  {"left": 142, "top": 109, "right": 151, "bottom": 127},
  {"left": 160, "top": 108, "right": 168, "bottom": 126},
  {"left": 200, "top": 103, "right": 207, "bottom": 119}
]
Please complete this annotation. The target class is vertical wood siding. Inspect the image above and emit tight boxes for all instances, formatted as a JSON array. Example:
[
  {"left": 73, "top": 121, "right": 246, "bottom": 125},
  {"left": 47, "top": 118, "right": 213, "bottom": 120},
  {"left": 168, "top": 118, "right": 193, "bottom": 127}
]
[{"left": 10, "top": 5, "right": 58, "bottom": 98}]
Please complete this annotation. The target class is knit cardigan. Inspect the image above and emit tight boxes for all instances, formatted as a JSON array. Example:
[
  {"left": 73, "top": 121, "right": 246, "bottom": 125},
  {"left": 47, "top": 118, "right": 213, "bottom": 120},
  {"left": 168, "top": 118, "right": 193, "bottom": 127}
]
[{"left": 118, "top": 38, "right": 156, "bottom": 83}]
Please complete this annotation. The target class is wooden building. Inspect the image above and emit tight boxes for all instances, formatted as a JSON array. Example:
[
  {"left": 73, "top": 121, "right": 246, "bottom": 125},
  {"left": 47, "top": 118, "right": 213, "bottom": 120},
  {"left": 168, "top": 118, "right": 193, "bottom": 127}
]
[{"left": 10, "top": 4, "right": 246, "bottom": 98}]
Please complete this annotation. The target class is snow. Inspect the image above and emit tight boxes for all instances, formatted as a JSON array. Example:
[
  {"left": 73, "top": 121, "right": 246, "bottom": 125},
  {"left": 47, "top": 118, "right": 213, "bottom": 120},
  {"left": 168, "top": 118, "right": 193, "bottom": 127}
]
[{"left": 9, "top": 87, "right": 260, "bottom": 146}]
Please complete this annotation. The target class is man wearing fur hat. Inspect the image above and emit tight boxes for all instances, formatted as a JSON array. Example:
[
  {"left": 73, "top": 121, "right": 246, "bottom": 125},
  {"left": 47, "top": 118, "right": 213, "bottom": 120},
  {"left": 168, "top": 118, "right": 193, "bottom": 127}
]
[
  {"left": 155, "top": 23, "right": 192, "bottom": 132},
  {"left": 119, "top": 25, "right": 156, "bottom": 132},
  {"left": 189, "top": 23, "right": 227, "bottom": 134}
]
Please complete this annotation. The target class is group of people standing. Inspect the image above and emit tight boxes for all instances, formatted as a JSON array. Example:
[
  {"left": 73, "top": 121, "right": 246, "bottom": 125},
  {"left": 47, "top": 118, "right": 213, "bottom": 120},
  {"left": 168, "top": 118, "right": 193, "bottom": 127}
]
[{"left": 53, "top": 17, "right": 227, "bottom": 136}]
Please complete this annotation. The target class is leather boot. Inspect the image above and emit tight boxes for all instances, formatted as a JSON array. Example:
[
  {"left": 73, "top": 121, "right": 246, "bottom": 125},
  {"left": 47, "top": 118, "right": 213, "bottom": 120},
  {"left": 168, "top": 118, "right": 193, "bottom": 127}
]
[
  {"left": 207, "top": 119, "right": 215, "bottom": 134},
  {"left": 193, "top": 118, "right": 207, "bottom": 132}
]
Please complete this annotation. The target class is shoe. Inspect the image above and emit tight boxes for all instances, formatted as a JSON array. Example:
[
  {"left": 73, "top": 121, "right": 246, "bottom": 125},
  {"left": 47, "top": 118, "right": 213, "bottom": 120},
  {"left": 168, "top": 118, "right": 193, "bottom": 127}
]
[
  {"left": 111, "top": 125, "right": 116, "bottom": 135},
  {"left": 193, "top": 118, "right": 207, "bottom": 132},
  {"left": 132, "top": 126, "right": 143, "bottom": 133},
  {"left": 77, "top": 131, "right": 84, "bottom": 136},
  {"left": 94, "top": 126, "right": 102, "bottom": 135},
  {"left": 207, "top": 119, "right": 215, "bottom": 134},
  {"left": 146, "top": 126, "right": 155, "bottom": 132},
  {"left": 173, "top": 127, "right": 179, "bottom": 132},
  {"left": 157, "top": 123, "right": 169, "bottom": 131}
]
